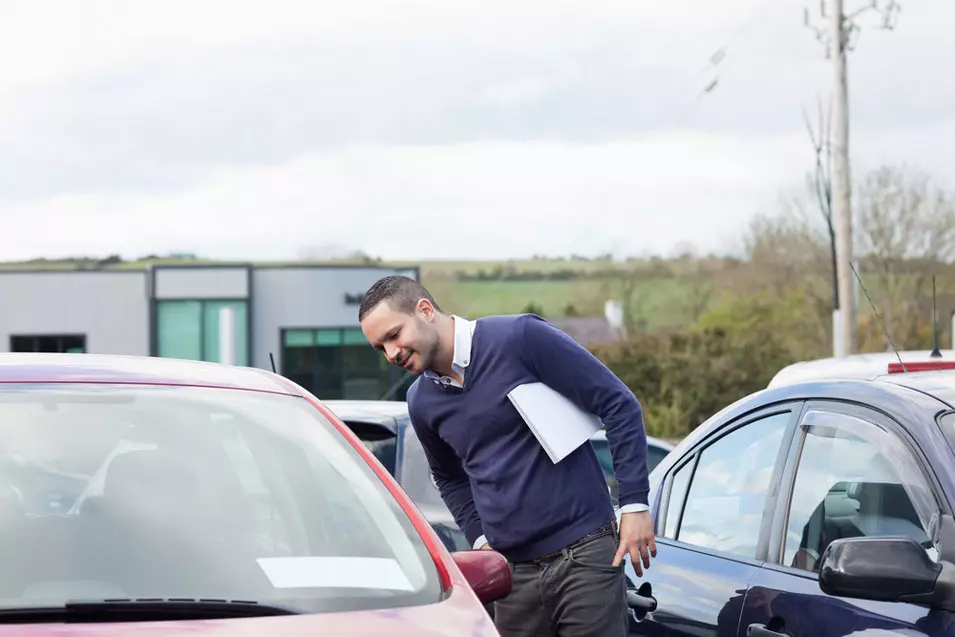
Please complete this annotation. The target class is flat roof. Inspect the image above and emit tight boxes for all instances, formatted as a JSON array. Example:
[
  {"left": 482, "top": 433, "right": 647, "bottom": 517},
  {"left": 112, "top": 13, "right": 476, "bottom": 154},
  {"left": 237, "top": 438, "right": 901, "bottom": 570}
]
[{"left": 0, "top": 259, "right": 420, "bottom": 273}]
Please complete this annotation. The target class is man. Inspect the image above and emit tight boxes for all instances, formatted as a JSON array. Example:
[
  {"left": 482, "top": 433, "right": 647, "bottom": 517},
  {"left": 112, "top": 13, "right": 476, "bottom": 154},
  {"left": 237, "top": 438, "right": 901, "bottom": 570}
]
[{"left": 359, "top": 275, "right": 655, "bottom": 637}]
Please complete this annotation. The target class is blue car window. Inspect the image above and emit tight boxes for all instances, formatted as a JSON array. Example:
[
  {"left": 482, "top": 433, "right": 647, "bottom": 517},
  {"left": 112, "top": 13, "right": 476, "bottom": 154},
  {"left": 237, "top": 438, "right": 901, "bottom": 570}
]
[
  {"left": 676, "top": 412, "right": 790, "bottom": 558},
  {"left": 783, "top": 409, "right": 938, "bottom": 573}
]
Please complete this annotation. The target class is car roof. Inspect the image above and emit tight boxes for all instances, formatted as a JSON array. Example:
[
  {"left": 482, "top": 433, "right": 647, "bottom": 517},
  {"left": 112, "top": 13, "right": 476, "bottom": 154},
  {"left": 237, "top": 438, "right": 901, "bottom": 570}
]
[
  {"left": 0, "top": 353, "right": 295, "bottom": 395},
  {"left": 663, "top": 375, "right": 955, "bottom": 468},
  {"left": 879, "top": 370, "right": 955, "bottom": 407},
  {"left": 768, "top": 349, "right": 955, "bottom": 387},
  {"left": 589, "top": 429, "right": 673, "bottom": 450},
  {"left": 321, "top": 400, "right": 409, "bottom": 430}
]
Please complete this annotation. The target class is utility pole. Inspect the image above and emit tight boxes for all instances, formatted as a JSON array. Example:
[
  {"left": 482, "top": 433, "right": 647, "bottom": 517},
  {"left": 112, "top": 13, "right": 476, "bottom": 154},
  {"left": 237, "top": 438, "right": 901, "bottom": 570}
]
[
  {"left": 831, "top": 0, "right": 854, "bottom": 356},
  {"left": 805, "top": 0, "right": 900, "bottom": 357}
]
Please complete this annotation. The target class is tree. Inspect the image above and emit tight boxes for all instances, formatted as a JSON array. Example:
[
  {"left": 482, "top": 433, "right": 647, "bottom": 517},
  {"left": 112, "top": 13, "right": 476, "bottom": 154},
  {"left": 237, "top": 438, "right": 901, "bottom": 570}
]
[
  {"left": 742, "top": 164, "right": 955, "bottom": 354},
  {"left": 737, "top": 194, "right": 835, "bottom": 351},
  {"left": 522, "top": 301, "right": 545, "bottom": 316},
  {"left": 591, "top": 301, "right": 794, "bottom": 439},
  {"left": 854, "top": 165, "right": 955, "bottom": 350}
]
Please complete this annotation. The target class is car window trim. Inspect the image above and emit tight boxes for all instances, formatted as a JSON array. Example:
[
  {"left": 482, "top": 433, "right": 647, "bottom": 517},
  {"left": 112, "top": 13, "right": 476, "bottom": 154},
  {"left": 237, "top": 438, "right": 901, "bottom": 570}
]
[
  {"left": 936, "top": 410, "right": 955, "bottom": 452},
  {"left": 394, "top": 415, "right": 408, "bottom": 481},
  {"left": 652, "top": 536, "right": 765, "bottom": 567},
  {"left": 766, "top": 399, "right": 948, "bottom": 573},
  {"left": 656, "top": 402, "right": 804, "bottom": 564},
  {"left": 657, "top": 452, "right": 698, "bottom": 539}
]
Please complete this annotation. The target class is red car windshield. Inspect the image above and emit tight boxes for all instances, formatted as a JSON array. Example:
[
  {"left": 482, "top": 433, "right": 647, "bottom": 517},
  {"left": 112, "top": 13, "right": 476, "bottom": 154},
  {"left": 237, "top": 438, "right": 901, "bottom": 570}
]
[{"left": 0, "top": 383, "right": 441, "bottom": 614}]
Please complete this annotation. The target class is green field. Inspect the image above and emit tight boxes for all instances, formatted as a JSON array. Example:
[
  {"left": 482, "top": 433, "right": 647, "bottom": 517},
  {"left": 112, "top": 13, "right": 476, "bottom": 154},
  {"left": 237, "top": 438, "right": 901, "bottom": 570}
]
[
  {"left": 407, "top": 258, "right": 714, "bottom": 328},
  {"left": 424, "top": 278, "right": 703, "bottom": 329}
]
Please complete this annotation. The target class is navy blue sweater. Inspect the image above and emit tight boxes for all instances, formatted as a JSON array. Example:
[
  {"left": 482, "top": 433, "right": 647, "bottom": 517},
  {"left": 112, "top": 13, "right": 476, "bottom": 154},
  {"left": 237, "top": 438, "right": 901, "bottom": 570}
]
[{"left": 406, "top": 314, "right": 649, "bottom": 562}]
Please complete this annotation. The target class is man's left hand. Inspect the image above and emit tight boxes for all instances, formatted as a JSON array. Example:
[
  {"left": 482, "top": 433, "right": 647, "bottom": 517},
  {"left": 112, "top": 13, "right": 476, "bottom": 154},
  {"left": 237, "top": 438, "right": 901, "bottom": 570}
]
[{"left": 612, "top": 511, "right": 656, "bottom": 576}]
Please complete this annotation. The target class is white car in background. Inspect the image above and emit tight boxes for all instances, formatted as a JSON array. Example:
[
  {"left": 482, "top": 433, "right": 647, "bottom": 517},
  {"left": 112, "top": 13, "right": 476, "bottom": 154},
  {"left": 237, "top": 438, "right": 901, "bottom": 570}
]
[{"left": 769, "top": 349, "right": 955, "bottom": 387}]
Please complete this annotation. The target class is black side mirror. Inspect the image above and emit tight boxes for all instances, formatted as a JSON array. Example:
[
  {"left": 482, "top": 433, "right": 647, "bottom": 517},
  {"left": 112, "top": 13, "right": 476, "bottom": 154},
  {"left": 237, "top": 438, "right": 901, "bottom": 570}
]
[{"left": 819, "top": 536, "right": 955, "bottom": 611}]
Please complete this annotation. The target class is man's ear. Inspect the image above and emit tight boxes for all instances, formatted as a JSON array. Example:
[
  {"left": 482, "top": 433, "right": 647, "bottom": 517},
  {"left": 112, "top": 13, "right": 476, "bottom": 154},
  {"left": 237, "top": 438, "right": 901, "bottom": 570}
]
[{"left": 416, "top": 298, "right": 436, "bottom": 321}]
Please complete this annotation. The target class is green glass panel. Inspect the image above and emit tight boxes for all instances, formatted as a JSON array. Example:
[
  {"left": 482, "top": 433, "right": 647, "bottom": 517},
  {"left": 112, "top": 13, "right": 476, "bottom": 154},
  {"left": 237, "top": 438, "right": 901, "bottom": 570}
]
[
  {"left": 202, "top": 301, "right": 249, "bottom": 366},
  {"left": 315, "top": 330, "right": 342, "bottom": 346},
  {"left": 157, "top": 301, "right": 202, "bottom": 360},
  {"left": 284, "top": 330, "right": 315, "bottom": 347},
  {"left": 342, "top": 329, "right": 368, "bottom": 346}
]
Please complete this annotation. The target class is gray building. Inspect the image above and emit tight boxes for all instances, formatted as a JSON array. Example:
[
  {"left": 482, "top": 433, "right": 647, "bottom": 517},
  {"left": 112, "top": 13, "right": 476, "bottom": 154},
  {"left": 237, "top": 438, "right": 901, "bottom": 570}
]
[{"left": 0, "top": 263, "right": 418, "bottom": 401}]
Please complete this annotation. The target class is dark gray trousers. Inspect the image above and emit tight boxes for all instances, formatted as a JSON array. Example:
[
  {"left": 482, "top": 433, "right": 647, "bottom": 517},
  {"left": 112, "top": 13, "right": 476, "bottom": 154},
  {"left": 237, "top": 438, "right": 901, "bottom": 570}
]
[{"left": 493, "top": 525, "right": 629, "bottom": 637}]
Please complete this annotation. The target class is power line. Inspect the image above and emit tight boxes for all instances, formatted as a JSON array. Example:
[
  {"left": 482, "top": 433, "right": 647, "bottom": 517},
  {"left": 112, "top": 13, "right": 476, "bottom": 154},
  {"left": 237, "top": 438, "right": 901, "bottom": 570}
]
[{"left": 646, "top": 0, "right": 782, "bottom": 130}]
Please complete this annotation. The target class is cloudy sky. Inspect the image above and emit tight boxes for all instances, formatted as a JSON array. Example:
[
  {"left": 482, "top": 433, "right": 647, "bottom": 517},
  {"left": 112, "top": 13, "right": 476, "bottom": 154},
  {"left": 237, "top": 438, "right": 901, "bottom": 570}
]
[{"left": 0, "top": 0, "right": 951, "bottom": 261}]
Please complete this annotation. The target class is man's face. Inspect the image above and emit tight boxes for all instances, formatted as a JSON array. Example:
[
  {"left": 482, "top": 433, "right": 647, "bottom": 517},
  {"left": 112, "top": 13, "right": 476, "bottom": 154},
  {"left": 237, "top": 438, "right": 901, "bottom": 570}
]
[{"left": 361, "top": 300, "right": 439, "bottom": 375}]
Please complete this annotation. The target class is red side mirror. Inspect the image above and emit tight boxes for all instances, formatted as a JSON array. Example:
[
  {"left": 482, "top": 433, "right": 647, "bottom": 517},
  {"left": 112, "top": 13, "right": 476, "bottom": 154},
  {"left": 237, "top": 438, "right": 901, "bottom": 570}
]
[{"left": 451, "top": 550, "right": 512, "bottom": 604}]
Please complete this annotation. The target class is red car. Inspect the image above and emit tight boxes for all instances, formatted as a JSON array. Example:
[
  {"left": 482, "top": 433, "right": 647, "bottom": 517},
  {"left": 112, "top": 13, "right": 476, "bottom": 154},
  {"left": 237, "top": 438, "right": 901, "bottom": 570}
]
[{"left": 0, "top": 353, "right": 510, "bottom": 635}]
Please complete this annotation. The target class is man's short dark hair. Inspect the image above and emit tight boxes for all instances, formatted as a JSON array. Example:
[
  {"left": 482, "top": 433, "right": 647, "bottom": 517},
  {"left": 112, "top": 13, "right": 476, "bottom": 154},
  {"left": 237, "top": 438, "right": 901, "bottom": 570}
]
[{"left": 359, "top": 275, "right": 441, "bottom": 322}]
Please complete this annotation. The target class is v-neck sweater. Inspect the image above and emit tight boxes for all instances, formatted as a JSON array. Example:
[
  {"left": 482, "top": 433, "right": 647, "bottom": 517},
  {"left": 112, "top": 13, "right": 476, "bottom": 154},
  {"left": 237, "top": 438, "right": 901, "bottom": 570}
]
[{"left": 406, "top": 313, "right": 650, "bottom": 563}]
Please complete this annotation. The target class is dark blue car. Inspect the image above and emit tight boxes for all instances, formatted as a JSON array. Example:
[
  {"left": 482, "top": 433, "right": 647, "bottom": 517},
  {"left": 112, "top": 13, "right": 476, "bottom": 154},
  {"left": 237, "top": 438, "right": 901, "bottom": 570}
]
[{"left": 623, "top": 364, "right": 955, "bottom": 636}]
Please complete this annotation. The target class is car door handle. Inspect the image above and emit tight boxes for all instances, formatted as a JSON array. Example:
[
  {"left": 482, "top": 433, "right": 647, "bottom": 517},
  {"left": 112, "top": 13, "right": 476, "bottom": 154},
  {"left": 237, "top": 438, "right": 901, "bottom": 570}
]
[
  {"left": 747, "top": 623, "right": 788, "bottom": 637},
  {"left": 625, "top": 589, "right": 657, "bottom": 612}
]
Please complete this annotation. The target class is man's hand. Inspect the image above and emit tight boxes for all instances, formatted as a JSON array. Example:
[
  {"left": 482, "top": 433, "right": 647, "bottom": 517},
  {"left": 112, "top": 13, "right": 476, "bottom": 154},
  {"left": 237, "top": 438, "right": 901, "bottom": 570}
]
[
  {"left": 612, "top": 511, "right": 656, "bottom": 576},
  {"left": 478, "top": 543, "right": 492, "bottom": 550}
]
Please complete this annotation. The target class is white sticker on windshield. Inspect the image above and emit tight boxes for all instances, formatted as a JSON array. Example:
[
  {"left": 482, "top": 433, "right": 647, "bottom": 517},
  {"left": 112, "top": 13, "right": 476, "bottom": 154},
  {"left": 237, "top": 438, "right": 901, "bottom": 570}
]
[{"left": 256, "top": 557, "right": 415, "bottom": 591}]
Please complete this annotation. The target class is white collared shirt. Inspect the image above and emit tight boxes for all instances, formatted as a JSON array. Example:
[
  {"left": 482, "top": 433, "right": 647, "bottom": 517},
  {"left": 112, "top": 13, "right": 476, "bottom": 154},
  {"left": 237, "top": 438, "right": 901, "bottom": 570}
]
[
  {"left": 422, "top": 314, "right": 647, "bottom": 550},
  {"left": 423, "top": 315, "right": 475, "bottom": 389}
]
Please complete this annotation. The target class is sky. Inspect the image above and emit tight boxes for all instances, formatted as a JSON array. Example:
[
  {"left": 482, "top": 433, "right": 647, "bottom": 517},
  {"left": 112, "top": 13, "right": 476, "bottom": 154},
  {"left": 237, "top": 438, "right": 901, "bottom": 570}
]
[{"left": 0, "top": 0, "right": 952, "bottom": 262}]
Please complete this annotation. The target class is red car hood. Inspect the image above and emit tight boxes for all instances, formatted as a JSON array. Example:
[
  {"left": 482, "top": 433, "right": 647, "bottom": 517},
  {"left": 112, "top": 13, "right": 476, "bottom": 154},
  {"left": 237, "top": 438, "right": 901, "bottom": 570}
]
[{"left": 0, "top": 584, "right": 498, "bottom": 637}]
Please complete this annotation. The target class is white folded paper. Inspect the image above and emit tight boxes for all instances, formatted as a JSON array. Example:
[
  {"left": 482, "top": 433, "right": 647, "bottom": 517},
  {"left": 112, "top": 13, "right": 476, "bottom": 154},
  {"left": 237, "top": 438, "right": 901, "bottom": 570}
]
[{"left": 507, "top": 382, "right": 603, "bottom": 464}]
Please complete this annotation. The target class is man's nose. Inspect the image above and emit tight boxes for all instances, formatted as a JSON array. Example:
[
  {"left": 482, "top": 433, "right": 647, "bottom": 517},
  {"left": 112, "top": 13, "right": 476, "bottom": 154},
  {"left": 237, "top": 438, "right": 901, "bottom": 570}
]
[{"left": 384, "top": 345, "right": 401, "bottom": 363}]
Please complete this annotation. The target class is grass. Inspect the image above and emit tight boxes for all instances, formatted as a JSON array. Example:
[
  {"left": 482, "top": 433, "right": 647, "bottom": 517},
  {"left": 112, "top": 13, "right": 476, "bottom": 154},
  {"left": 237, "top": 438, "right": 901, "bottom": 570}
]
[{"left": 424, "top": 277, "right": 706, "bottom": 329}]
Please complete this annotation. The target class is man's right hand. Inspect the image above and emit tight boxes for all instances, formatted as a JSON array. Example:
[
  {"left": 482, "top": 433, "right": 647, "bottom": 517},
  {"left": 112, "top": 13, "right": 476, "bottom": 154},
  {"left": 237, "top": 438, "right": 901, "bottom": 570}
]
[{"left": 478, "top": 543, "right": 491, "bottom": 550}]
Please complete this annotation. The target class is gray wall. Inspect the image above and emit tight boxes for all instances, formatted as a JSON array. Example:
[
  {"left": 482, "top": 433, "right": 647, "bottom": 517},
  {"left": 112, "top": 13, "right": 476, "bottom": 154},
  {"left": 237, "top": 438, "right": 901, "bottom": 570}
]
[
  {"left": 154, "top": 267, "right": 249, "bottom": 299},
  {"left": 0, "top": 271, "right": 150, "bottom": 355},
  {"left": 251, "top": 267, "right": 418, "bottom": 370}
]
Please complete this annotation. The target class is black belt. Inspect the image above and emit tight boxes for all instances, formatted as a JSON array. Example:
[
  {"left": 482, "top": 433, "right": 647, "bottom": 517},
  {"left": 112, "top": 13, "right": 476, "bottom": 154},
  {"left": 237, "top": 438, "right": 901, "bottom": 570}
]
[{"left": 519, "top": 521, "right": 617, "bottom": 565}]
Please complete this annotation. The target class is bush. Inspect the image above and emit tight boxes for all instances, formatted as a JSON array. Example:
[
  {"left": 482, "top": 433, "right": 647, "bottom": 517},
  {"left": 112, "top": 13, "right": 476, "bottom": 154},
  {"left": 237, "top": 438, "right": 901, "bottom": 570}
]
[
  {"left": 591, "top": 293, "right": 797, "bottom": 439},
  {"left": 522, "top": 302, "right": 545, "bottom": 316}
]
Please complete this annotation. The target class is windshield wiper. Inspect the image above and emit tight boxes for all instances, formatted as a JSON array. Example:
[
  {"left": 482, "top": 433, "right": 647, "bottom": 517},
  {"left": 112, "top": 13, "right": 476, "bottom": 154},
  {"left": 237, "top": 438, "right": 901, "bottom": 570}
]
[{"left": 0, "top": 598, "right": 302, "bottom": 623}]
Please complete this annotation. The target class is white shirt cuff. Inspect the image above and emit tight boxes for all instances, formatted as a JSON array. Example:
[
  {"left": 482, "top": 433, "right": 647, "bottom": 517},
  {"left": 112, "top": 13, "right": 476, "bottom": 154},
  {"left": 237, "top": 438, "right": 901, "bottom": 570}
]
[
  {"left": 472, "top": 534, "right": 488, "bottom": 550},
  {"left": 619, "top": 503, "right": 650, "bottom": 514}
]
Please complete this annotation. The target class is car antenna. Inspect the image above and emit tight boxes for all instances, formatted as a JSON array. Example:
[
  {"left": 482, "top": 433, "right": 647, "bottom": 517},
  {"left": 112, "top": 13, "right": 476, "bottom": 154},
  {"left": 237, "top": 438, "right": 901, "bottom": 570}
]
[
  {"left": 269, "top": 352, "right": 277, "bottom": 373},
  {"left": 931, "top": 275, "right": 942, "bottom": 359},
  {"left": 850, "top": 261, "right": 907, "bottom": 373}
]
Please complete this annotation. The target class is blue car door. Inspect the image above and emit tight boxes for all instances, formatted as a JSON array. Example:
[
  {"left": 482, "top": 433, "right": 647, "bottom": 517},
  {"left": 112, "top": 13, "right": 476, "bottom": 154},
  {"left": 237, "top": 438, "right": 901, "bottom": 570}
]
[
  {"left": 625, "top": 405, "right": 801, "bottom": 636},
  {"left": 739, "top": 402, "right": 955, "bottom": 637}
]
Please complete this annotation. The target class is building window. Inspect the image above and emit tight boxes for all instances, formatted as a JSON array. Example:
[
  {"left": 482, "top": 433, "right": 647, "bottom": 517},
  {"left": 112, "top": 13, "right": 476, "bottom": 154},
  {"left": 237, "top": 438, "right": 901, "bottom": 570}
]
[
  {"left": 11, "top": 334, "right": 87, "bottom": 353},
  {"left": 281, "top": 328, "right": 411, "bottom": 400},
  {"left": 156, "top": 300, "right": 248, "bottom": 366}
]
